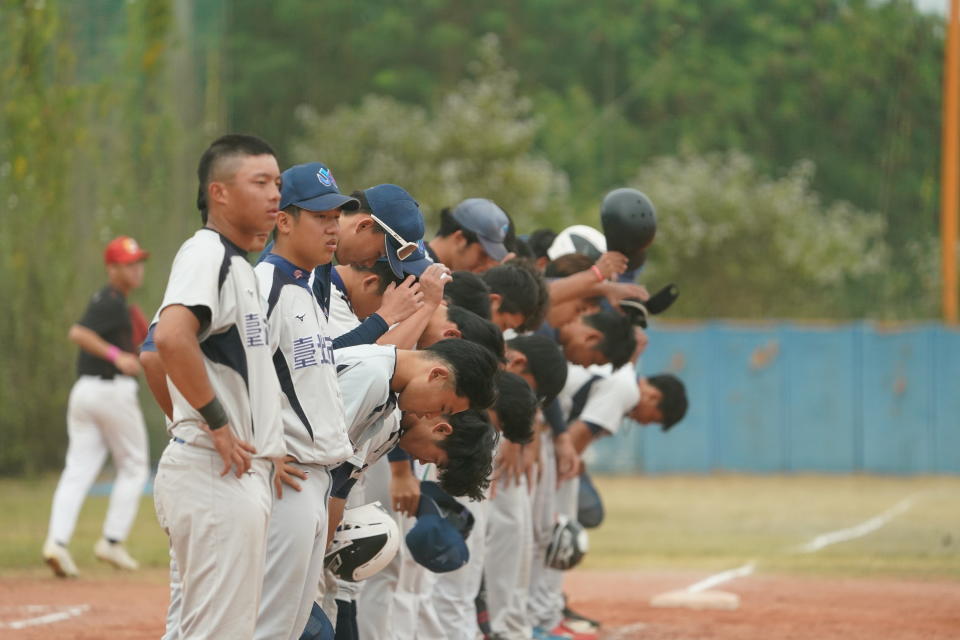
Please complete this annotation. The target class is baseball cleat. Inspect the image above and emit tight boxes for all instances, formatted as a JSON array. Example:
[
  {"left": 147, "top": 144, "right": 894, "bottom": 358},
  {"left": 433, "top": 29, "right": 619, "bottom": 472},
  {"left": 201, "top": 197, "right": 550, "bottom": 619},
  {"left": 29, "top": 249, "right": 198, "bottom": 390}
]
[
  {"left": 552, "top": 622, "right": 597, "bottom": 640},
  {"left": 562, "top": 605, "right": 601, "bottom": 630},
  {"left": 532, "top": 626, "right": 573, "bottom": 640},
  {"left": 42, "top": 541, "right": 79, "bottom": 578},
  {"left": 94, "top": 538, "right": 139, "bottom": 570}
]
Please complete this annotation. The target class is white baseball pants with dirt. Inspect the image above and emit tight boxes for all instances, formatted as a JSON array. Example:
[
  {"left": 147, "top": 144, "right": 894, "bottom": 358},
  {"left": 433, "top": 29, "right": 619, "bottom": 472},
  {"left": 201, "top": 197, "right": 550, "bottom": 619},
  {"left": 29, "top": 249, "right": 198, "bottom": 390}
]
[
  {"left": 255, "top": 463, "right": 332, "bottom": 640},
  {"left": 46, "top": 375, "right": 149, "bottom": 546},
  {"left": 431, "top": 495, "right": 490, "bottom": 640},
  {"left": 484, "top": 475, "right": 534, "bottom": 640},
  {"left": 528, "top": 435, "right": 579, "bottom": 631},
  {"left": 153, "top": 440, "right": 272, "bottom": 640}
]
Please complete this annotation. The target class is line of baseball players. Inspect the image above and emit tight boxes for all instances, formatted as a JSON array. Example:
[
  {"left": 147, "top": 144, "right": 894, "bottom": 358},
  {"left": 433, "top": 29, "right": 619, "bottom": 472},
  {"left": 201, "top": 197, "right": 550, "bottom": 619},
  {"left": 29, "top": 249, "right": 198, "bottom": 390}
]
[{"left": 43, "top": 133, "right": 687, "bottom": 640}]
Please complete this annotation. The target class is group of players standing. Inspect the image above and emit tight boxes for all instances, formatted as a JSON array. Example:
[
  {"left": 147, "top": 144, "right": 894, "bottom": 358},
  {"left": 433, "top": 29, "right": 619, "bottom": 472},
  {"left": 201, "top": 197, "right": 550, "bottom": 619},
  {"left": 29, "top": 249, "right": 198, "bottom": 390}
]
[{"left": 42, "top": 134, "right": 687, "bottom": 640}]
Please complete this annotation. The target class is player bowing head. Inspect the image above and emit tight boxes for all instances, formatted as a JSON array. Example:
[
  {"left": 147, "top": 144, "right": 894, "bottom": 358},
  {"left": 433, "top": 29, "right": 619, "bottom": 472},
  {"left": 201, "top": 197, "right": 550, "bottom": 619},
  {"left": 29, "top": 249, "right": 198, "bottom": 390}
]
[
  {"left": 504, "top": 334, "right": 569, "bottom": 407},
  {"left": 398, "top": 409, "right": 498, "bottom": 501},
  {"left": 482, "top": 261, "right": 549, "bottom": 333},
  {"left": 395, "top": 338, "right": 499, "bottom": 417},
  {"left": 338, "top": 185, "right": 424, "bottom": 270},
  {"left": 418, "top": 304, "right": 505, "bottom": 362},
  {"left": 557, "top": 310, "right": 636, "bottom": 369},
  {"left": 196, "top": 134, "right": 281, "bottom": 252},
  {"left": 628, "top": 374, "right": 688, "bottom": 430}
]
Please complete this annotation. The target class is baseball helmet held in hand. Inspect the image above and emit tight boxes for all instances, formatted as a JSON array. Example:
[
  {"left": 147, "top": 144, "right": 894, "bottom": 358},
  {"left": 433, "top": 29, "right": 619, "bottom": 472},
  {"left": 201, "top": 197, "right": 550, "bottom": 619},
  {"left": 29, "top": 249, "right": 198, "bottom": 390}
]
[
  {"left": 547, "top": 225, "right": 607, "bottom": 262},
  {"left": 545, "top": 514, "right": 589, "bottom": 570},
  {"left": 601, "top": 188, "right": 656, "bottom": 270},
  {"left": 325, "top": 502, "right": 400, "bottom": 581}
]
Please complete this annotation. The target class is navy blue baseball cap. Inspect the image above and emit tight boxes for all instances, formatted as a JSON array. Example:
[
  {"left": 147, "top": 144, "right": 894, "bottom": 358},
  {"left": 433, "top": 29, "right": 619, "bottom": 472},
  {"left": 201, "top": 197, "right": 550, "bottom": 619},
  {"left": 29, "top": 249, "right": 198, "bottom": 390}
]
[
  {"left": 376, "top": 239, "right": 433, "bottom": 278},
  {"left": 405, "top": 481, "right": 473, "bottom": 573},
  {"left": 451, "top": 198, "right": 510, "bottom": 261},
  {"left": 364, "top": 184, "right": 425, "bottom": 279},
  {"left": 280, "top": 162, "right": 359, "bottom": 212}
]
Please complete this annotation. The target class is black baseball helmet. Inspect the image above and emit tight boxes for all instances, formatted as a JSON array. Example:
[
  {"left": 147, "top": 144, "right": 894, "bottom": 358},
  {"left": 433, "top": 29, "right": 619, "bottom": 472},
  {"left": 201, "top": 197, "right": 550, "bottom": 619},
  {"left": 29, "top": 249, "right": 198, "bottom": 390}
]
[{"left": 600, "top": 188, "right": 656, "bottom": 271}]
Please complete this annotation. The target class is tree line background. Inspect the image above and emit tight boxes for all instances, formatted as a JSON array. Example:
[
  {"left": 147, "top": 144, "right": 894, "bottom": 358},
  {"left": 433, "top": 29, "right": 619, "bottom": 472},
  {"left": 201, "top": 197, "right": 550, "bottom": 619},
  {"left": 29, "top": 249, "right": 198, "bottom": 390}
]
[{"left": 0, "top": 0, "right": 949, "bottom": 473}]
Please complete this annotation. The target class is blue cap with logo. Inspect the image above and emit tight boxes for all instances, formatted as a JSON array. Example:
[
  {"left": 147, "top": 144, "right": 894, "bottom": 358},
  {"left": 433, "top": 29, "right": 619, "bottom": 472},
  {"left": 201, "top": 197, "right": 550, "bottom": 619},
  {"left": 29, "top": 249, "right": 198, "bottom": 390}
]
[
  {"left": 364, "top": 184, "right": 425, "bottom": 279},
  {"left": 405, "top": 481, "right": 473, "bottom": 573},
  {"left": 280, "top": 162, "right": 360, "bottom": 213},
  {"left": 451, "top": 198, "right": 510, "bottom": 261}
]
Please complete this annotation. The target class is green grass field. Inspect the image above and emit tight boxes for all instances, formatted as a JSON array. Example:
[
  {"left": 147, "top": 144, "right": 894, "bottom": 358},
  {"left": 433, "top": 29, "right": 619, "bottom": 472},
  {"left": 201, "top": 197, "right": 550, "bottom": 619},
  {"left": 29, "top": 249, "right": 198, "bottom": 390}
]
[{"left": 3, "top": 473, "right": 958, "bottom": 580}]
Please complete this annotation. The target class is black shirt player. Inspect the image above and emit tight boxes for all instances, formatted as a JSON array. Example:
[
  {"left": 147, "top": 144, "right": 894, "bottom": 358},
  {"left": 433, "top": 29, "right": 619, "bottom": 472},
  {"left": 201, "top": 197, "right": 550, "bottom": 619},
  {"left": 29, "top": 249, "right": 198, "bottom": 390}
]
[{"left": 43, "top": 236, "right": 151, "bottom": 578}]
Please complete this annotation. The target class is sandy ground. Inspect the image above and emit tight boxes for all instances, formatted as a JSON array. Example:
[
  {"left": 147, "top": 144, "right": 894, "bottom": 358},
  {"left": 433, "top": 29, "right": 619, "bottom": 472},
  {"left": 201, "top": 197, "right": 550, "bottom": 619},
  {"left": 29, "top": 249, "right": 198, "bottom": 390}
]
[{"left": 1, "top": 568, "right": 958, "bottom": 639}]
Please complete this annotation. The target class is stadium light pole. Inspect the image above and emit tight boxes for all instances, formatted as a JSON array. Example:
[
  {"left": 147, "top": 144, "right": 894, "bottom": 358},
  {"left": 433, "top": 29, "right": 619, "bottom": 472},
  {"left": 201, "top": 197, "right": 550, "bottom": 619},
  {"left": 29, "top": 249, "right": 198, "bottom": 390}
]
[{"left": 942, "top": 0, "right": 960, "bottom": 324}]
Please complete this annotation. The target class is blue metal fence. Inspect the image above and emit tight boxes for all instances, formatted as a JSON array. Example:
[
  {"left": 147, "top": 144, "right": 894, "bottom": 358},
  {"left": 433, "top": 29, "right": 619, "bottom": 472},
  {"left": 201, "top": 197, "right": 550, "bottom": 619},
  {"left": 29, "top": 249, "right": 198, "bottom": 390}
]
[{"left": 586, "top": 322, "right": 960, "bottom": 474}]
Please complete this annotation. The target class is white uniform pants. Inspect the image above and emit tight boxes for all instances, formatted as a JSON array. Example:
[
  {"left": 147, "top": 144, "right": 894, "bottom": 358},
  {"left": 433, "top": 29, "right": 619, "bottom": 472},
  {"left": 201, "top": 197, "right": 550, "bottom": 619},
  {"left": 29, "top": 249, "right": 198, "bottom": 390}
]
[
  {"left": 431, "top": 495, "right": 489, "bottom": 640},
  {"left": 47, "top": 375, "right": 149, "bottom": 545},
  {"left": 528, "top": 434, "right": 560, "bottom": 630},
  {"left": 256, "top": 463, "right": 332, "bottom": 640},
  {"left": 484, "top": 476, "right": 533, "bottom": 640},
  {"left": 154, "top": 440, "right": 272, "bottom": 640}
]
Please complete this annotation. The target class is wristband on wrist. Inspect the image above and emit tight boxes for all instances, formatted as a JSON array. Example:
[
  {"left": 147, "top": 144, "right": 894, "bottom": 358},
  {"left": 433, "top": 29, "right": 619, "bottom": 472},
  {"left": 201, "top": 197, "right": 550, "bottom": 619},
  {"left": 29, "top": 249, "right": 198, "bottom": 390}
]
[
  {"left": 590, "top": 265, "right": 605, "bottom": 283},
  {"left": 105, "top": 345, "right": 121, "bottom": 363},
  {"left": 198, "top": 397, "right": 229, "bottom": 430}
]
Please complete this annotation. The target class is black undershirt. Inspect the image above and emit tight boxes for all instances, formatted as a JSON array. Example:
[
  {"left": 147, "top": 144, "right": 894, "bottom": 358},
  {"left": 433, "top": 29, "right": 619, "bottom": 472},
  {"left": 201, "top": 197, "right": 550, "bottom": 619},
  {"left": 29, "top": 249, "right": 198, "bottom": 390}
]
[{"left": 76, "top": 285, "right": 133, "bottom": 378}]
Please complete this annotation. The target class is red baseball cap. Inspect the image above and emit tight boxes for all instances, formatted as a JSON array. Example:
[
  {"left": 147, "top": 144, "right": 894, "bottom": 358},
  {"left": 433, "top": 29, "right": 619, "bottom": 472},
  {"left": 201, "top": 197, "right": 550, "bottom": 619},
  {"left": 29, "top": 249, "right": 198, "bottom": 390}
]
[{"left": 104, "top": 236, "right": 149, "bottom": 265}]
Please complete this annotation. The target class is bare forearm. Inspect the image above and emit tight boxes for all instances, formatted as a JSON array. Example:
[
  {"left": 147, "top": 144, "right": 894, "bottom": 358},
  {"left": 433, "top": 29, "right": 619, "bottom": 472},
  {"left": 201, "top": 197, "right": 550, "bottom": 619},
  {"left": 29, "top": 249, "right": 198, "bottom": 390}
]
[
  {"left": 565, "top": 422, "right": 594, "bottom": 455},
  {"left": 548, "top": 271, "right": 604, "bottom": 305},
  {"left": 155, "top": 306, "right": 215, "bottom": 408},
  {"left": 140, "top": 350, "right": 174, "bottom": 420},
  {"left": 68, "top": 324, "right": 126, "bottom": 360},
  {"left": 377, "top": 303, "right": 437, "bottom": 349}
]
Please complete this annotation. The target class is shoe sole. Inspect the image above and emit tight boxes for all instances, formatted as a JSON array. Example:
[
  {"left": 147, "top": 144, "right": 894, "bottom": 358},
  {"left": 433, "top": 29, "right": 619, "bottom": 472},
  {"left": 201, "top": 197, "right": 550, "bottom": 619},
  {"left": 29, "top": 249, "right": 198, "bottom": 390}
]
[
  {"left": 44, "top": 555, "right": 74, "bottom": 578},
  {"left": 95, "top": 553, "right": 137, "bottom": 571}
]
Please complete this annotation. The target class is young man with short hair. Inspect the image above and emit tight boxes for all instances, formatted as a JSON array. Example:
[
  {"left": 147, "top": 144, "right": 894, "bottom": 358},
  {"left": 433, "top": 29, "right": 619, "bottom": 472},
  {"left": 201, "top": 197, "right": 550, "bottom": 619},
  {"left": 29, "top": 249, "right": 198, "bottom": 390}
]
[
  {"left": 252, "top": 163, "right": 358, "bottom": 640},
  {"left": 151, "top": 134, "right": 286, "bottom": 639},
  {"left": 426, "top": 198, "right": 511, "bottom": 273},
  {"left": 43, "top": 236, "right": 151, "bottom": 578},
  {"left": 482, "top": 261, "right": 549, "bottom": 333}
]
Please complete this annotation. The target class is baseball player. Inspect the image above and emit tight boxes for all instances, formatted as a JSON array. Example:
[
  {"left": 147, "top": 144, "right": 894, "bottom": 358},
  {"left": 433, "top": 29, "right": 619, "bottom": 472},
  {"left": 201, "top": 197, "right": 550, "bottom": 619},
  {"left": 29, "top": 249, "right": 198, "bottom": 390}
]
[
  {"left": 252, "top": 163, "right": 358, "bottom": 640},
  {"left": 482, "top": 261, "right": 549, "bottom": 333},
  {"left": 151, "top": 134, "right": 286, "bottom": 639},
  {"left": 43, "top": 236, "right": 151, "bottom": 578},
  {"left": 425, "top": 199, "right": 511, "bottom": 273}
]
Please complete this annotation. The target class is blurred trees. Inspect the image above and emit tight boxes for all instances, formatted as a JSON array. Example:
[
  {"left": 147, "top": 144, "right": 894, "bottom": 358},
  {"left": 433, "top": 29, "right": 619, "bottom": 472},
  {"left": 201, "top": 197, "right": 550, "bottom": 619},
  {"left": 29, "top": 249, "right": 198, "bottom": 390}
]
[
  {"left": 292, "top": 35, "right": 570, "bottom": 228},
  {"left": 636, "top": 152, "right": 905, "bottom": 318}
]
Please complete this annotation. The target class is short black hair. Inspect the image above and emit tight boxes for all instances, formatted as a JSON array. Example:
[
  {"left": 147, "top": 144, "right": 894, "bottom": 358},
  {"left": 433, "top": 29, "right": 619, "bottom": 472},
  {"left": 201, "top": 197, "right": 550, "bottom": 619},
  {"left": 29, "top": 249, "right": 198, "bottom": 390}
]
[
  {"left": 494, "top": 371, "right": 537, "bottom": 444},
  {"left": 437, "top": 409, "right": 498, "bottom": 501},
  {"left": 544, "top": 253, "right": 594, "bottom": 278},
  {"left": 482, "top": 260, "right": 549, "bottom": 332},
  {"left": 197, "top": 134, "right": 276, "bottom": 224},
  {"left": 436, "top": 207, "right": 480, "bottom": 244},
  {"left": 648, "top": 374, "right": 688, "bottom": 431},
  {"left": 582, "top": 311, "right": 636, "bottom": 369},
  {"left": 448, "top": 305, "right": 505, "bottom": 362},
  {"left": 424, "top": 339, "right": 498, "bottom": 410},
  {"left": 512, "top": 236, "right": 534, "bottom": 259},
  {"left": 506, "top": 334, "right": 568, "bottom": 406},
  {"left": 528, "top": 228, "right": 557, "bottom": 260},
  {"left": 350, "top": 261, "right": 401, "bottom": 296},
  {"left": 348, "top": 190, "right": 387, "bottom": 236},
  {"left": 444, "top": 271, "right": 492, "bottom": 320}
]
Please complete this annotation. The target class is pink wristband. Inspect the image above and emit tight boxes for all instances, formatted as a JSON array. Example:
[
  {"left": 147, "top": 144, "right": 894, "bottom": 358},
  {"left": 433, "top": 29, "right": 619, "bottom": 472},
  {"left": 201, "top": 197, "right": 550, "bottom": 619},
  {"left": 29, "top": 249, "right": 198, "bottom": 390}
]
[
  {"left": 106, "top": 345, "right": 121, "bottom": 363},
  {"left": 590, "top": 265, "right": 605, "bottom": 282}
]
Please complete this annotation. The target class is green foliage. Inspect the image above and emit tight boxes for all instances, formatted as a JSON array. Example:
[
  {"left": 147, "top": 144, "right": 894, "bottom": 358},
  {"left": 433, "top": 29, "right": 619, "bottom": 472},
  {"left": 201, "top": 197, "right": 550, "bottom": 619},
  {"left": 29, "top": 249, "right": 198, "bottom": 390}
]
[
  {"left": 636, "top": 151, "right": 895, "bottom": 318},
  {"left": 292, "top": 35, "right": 570, "bottom": 227}
]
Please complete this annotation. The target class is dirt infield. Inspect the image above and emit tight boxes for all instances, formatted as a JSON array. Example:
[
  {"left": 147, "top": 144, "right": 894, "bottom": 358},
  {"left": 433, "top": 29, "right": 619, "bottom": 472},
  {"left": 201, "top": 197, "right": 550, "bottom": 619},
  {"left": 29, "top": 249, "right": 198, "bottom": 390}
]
[{"left": 1, "top": 568, "right": 957, "bottom": 639}]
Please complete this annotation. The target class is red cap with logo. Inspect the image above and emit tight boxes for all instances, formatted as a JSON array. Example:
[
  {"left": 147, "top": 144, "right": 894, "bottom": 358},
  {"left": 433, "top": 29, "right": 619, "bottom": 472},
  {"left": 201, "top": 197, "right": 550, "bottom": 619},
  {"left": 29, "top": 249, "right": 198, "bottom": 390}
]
[{"left": 104, "top": 236, "right": 150, "bottom": 265}]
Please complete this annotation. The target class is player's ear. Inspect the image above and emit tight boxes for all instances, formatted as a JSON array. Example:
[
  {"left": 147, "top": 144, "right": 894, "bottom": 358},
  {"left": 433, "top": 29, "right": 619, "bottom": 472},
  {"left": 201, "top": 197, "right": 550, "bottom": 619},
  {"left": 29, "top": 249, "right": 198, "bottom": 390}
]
[
  {"left": 355, "top": 215, "right": 374, "bottom": 233},
  {"left": 361, "top": 274, "right": 381, "bottom": 293},
  {"left": 428, "top": 366, "right": 451, "bottom": 385},
  {"left": 489, "top": 293, "right": 502, "bottom": 313},
  {"left": 442, "top": 327, "right": 462, "bottom": 339},
  {"left": 432, "top": 420, "right": 453, "bottom": 436},
  {"left": 584, "top": 328, "right": 602, "bottom": 346},
  {"left": 276, "top": 210, "right": 294, "bottom": 234},
  {"left": 505, "top": 350, "right": 526, "bottom": 373},
  {"left": 208, "top": 180, "right": 228, "bottom": 207}
]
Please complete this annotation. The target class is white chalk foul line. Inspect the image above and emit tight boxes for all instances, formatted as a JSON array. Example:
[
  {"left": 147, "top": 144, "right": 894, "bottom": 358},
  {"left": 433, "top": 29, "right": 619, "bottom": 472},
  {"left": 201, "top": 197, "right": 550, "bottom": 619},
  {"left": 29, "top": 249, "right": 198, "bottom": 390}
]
[
  {"left": 797, "top": 494, "right": 919, "bottom": 553},
  {"left": 0, "top": 604, "right": 90, "bottom": 630},
  {"left": 656, "top": 492, "right": 922, "bottom": 600},
  {"left": 605, "top": 621, "right": 649, "bottom": 640},
  {"left": 685, "top": 562, "right": 756, "bottom": 593}
]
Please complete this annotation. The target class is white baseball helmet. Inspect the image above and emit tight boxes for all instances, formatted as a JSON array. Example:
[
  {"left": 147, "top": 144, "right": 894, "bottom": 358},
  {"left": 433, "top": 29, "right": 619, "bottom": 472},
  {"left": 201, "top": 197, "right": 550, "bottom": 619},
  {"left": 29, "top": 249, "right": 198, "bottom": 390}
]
[
  {"left": 547, "top": 224, "right": 607, "bottom": 261},
  {"left": 325, "top": 502, "right": 400, "bottom": 582}
]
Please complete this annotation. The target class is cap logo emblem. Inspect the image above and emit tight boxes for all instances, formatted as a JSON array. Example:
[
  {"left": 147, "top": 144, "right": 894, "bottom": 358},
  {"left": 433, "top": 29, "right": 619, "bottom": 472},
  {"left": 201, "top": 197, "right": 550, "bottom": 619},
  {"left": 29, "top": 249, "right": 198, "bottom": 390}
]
[
  {"left": 317, "top": 166, "right": 335, "bottom": 188},
  {"left": 501, "top": 223, "right": 509, "bottom": 236}
]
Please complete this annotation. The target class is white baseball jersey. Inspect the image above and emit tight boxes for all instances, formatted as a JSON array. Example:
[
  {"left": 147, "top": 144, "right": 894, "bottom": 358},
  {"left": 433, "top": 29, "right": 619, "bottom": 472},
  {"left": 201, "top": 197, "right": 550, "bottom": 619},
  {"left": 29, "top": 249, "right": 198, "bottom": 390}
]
[
  {"left": 157, "top": 228, "right": 284, "bottom": 458},
  {"left": 255, "top": 254, "right": 352, "bottom": 465},
  {"left": 335, "top": 344, "right": 399, "bottom": 466},
  {"left": 560, "top": 363, "right": 639, "bottom": 434},
  {"left": 327, "top": 269, "right": 361, "bottom": 338}
]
